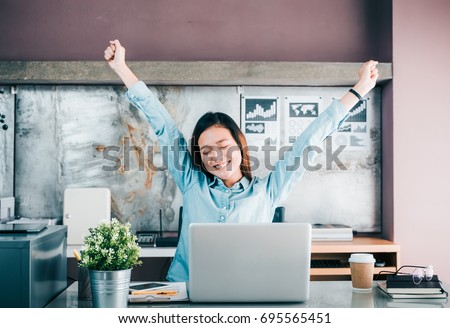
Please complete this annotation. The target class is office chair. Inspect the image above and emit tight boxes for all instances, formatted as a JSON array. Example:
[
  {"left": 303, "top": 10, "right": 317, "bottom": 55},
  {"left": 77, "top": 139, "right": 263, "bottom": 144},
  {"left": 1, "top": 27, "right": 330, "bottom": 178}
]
[{"left": 177, "top": 206, "right": 285, "bottom": 239}]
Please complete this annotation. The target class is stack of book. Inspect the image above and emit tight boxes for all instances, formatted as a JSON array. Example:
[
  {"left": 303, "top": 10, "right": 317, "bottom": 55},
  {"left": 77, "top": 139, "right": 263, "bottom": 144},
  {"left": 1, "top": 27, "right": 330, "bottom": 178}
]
[
  {"left": 128, "top": 282, "right": 189, "bottom": 304},
  {"left": 311, "top": 223, "right": 353, "bottom": 241},
  {"left": 377, "top": 275, "right": 448, "bottom": 300}
]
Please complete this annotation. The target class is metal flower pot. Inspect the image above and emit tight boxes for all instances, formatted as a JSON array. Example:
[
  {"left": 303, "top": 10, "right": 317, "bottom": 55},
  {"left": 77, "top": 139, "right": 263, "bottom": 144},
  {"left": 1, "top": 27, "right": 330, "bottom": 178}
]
[{"left": 89, "top": 268, "right": 132, "bottom": 308}]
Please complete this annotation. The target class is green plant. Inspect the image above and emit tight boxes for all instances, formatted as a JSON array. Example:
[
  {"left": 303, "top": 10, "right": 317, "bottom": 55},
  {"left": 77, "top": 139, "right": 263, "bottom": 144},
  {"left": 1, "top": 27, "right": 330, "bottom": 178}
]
[{"left": 80, "top": 218, "right": 142, "bottom": 271}]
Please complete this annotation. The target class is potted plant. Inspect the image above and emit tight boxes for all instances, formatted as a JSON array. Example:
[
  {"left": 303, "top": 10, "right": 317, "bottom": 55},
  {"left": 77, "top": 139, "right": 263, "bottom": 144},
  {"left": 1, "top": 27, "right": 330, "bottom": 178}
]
[{"left": 80, "top": 218, "right": 142, "bottom": 307}]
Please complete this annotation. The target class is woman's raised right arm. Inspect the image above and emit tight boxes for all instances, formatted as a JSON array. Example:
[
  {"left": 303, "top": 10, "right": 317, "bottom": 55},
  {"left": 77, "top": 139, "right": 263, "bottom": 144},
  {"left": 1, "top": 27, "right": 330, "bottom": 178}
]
[
  {"left": 104, "top": 40, "right": 199, "bottom": 193},
  {"left": 104, "top": 39, "right": 139, "bottom": 88}
]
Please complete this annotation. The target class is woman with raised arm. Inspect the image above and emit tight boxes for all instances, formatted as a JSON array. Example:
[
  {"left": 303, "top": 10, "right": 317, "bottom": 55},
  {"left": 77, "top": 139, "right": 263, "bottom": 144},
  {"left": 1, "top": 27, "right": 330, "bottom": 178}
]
[{"left": 104, "top": 40, "right": 379, "bottom": 282}]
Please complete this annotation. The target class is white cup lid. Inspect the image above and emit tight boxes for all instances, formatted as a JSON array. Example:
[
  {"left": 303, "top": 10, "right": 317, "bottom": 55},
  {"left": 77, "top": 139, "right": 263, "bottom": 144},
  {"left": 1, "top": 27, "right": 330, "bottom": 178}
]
[{"left": 348, "top": 253, "right": 375, "bottom": 263}]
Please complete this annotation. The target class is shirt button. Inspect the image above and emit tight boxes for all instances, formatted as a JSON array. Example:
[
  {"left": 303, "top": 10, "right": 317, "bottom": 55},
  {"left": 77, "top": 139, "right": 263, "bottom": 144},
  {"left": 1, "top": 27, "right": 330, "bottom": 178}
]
[
  {"left": 218, "top": 215, "right": 225, "bottom": 222},
  {"left": 222, "top": 206, "right": 227, "bottom": 210},
  {"left": 225, "top": 189, "right": 230, "bottom": 193}
]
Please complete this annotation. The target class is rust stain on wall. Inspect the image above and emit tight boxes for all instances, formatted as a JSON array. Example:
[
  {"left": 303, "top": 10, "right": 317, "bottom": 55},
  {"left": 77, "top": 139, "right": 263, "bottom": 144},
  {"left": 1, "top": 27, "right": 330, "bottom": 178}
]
[{"left": 127, "top": 123, "right": 155, "bottom": 189}]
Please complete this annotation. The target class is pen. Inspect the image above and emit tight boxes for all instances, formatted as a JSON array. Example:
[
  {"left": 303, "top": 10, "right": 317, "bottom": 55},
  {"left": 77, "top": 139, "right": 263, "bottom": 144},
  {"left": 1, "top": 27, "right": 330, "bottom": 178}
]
[
  {"left": 73, "top": 249, "right": 81, "bottom": 262},
  {"left": 130, "top": 290, "right": 178, "bottom": 296}
]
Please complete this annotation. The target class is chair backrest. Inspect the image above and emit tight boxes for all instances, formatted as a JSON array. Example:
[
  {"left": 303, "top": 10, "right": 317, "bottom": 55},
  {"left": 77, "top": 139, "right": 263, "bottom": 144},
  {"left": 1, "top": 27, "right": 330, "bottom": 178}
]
[
  {"left": 272, "top": 206, "right": 285, "bottom": 223},
  {"left": 177, "top": 206, "right": 285, "bottom": 238}
]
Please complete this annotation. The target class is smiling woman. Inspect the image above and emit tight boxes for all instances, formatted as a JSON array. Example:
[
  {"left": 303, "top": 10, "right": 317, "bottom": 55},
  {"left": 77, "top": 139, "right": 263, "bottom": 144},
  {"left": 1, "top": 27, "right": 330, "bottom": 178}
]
[
  {"left": 199, "top": 127, "right": 243, "bottom": 186},
  {"left": 192, "top": 112, "right": 252, "bottom": 188},
  {"left": 103, "top": 39, "right": 379, "bottom": 282}
]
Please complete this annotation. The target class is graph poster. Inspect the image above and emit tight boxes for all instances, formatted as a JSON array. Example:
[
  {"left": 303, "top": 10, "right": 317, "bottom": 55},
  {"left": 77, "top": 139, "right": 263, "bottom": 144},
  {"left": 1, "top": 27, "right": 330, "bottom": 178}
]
[
  {"left": 284, "top": 96, "right": 322, "bottom": 145},
  {"left": 241, "top": 96, "right": 281, "bottom": 149},
  {"left": 332, "top": 100, "right": 370, "bottom": 150}
]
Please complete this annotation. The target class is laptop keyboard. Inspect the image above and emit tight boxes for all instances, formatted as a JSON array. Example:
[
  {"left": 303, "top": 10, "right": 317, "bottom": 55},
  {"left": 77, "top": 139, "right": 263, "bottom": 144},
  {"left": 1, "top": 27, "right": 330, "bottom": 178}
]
[{"left": 310, "top": 259, "right": 348, "bottom": 268}]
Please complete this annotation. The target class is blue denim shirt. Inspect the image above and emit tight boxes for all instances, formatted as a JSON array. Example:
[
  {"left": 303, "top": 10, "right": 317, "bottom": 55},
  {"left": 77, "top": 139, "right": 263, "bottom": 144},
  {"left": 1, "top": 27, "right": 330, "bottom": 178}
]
[{"left": 126, "top": 81, "right": 349, "bottom": 282}]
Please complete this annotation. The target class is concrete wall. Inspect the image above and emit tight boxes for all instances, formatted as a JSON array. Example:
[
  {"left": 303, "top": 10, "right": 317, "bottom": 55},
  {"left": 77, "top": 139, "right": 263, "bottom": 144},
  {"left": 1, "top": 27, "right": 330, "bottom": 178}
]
[
  {"left": 11, "top": 85, "right": 382, "bottom": 233},
  {"left": 393, "top": 0, "right": 450, "bottom": 282},
  {"left": 0, "top": 87, "right": 14, "bottom": 197}
]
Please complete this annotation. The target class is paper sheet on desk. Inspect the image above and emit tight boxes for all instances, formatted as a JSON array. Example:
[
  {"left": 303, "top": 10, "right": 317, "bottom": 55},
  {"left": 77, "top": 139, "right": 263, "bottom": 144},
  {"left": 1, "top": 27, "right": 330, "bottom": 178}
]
[{"left": 128, "top": 282, "right": 189, "bottom": 303}]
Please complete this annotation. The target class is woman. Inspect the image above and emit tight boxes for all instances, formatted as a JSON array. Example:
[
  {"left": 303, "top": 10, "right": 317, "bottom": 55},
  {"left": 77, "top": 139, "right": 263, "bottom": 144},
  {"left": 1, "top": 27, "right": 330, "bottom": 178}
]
[{"left": 104, "top": 40, "right": 379, "bottom": 282}]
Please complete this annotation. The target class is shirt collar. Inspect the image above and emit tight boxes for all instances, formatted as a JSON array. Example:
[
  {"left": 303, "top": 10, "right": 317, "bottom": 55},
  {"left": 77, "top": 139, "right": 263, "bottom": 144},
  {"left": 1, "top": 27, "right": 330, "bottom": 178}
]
[
  {"left": 208, "top": 176, "right": 250, "bottom": 191},
  {"left": 238, "top": 176, "right": 250, "bottom": 189}
]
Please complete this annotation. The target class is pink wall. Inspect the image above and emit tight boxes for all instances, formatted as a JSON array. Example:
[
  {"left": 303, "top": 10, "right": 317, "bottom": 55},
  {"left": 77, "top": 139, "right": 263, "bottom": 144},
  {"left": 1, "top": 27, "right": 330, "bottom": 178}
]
[
  {"left": 0, "top": 0, "right": 391, "bottom": 62},
  {"left": 393, "top": 0, "right": 450, "bottom": 282}
]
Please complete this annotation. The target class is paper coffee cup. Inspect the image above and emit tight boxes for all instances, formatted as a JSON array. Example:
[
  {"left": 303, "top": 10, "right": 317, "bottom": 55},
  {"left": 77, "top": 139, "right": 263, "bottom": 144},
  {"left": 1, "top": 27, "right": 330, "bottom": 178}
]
[{"left": 349, "top": 253, "right": 375, "bottom": 291}]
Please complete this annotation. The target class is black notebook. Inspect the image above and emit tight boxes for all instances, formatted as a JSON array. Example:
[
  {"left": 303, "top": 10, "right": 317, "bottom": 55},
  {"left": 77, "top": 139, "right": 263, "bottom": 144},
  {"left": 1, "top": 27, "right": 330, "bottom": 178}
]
[
  {"left": 385, "top": 275, "right": 444, "bottom": 294},
  {"left": 377, "top": 281, "right": 447, "bottom": 299}
]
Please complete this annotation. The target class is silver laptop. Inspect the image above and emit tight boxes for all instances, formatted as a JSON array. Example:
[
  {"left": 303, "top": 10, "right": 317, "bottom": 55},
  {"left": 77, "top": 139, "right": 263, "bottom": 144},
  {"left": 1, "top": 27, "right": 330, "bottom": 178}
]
[{"left": 188, "top": 222, "right": 312, "bottom": 303}]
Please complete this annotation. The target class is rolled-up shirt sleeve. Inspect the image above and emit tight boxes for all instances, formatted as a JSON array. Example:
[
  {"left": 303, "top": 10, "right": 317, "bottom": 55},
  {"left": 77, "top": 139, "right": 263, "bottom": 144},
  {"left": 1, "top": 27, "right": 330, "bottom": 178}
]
[
  {"left": 126, "top": 81, "right": 198, "bottom": 193},
  {"left": 263, "top": 98, "right": 349, "bottom": 207}
]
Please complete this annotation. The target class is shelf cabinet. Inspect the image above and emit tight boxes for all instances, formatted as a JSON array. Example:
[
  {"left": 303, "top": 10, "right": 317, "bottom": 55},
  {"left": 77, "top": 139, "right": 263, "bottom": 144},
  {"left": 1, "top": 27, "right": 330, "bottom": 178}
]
[
  {"left": 68, "top": 237, "right": 400, "bottom": 282},
  {"left": 310, "top": 237, "right": 400, "bottom": 280}
]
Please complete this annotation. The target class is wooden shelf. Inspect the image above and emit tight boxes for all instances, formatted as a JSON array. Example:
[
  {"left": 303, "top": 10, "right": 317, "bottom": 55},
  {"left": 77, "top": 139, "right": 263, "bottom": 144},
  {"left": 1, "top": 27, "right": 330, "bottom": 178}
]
[
  {"left": 310, "top": 237, "right": 400, "bottom": 281},
  {"left": 310, "top": 267, "right": 397, "bottom": 277},
  {"left": 312, "top": 237, "right": 401, "bottom": 253}
]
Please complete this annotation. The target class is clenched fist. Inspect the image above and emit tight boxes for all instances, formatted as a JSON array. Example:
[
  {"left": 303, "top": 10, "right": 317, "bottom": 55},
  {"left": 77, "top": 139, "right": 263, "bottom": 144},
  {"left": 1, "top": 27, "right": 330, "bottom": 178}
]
[{"left": 104, "top": 39, "right": 126, "bottom": 71}]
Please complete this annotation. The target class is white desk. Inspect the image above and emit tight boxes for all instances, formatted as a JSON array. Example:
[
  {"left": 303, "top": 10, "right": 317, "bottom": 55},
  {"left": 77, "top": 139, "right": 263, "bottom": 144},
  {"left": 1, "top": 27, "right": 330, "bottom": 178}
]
[
  {"left": 46, "top": 281, "right": 450, "bottom": 308},
  {"left": 67, "top": 245, "right": 176, "bottom": 258}
]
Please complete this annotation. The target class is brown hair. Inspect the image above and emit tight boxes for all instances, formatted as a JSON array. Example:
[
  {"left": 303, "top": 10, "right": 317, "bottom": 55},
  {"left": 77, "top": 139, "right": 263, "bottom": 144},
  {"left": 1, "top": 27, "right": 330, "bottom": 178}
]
[{"left": 191, "top": 112, "right": 252, "bottom": 181}]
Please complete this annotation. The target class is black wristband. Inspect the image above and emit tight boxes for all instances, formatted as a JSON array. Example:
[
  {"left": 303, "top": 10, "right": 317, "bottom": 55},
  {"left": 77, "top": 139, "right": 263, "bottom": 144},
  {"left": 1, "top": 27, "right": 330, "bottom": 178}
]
[{"left": 349, "top": 88, "right": 363, "bottom": 101}]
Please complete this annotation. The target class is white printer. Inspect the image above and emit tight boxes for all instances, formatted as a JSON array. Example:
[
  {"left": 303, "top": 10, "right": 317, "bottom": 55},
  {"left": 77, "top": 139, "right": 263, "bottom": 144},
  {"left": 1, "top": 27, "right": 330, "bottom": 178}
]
[{"left": 63, "top": 187, "right": 111, "bottom": 246}]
